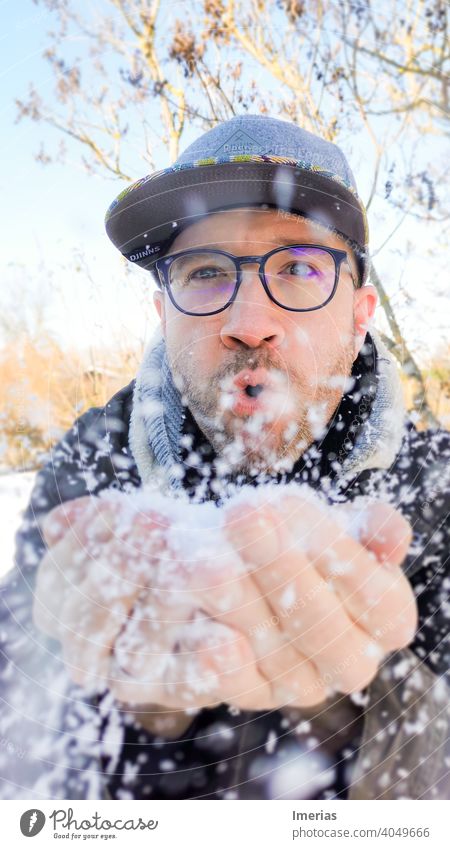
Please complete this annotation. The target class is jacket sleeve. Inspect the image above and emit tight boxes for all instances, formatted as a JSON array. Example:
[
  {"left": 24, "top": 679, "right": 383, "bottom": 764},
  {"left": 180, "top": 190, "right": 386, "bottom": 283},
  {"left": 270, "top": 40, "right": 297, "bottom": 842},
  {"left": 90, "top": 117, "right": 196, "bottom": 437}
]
[
  {"left": 350, "top": 424, "right": 450, "bottom": 799},
  {"left": 401, "top": 425, "right": 450, "bottom": 682},
  {"left": 0, "top": 382, "right": 139, "bottom": 799}
]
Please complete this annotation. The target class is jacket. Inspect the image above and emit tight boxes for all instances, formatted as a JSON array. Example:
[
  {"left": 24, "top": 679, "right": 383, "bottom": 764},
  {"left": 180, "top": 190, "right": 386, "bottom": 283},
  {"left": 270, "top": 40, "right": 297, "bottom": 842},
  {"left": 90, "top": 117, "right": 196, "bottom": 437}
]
[{"left": 1, "top": 332, "right": 449, "bottom": 800}]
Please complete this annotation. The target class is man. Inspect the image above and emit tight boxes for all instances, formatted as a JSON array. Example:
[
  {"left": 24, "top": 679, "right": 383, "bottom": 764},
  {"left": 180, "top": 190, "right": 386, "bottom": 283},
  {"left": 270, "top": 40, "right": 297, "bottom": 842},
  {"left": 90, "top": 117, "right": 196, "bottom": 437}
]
[{"left": 1, "top": 115, "right": 449, "bottom": 801}]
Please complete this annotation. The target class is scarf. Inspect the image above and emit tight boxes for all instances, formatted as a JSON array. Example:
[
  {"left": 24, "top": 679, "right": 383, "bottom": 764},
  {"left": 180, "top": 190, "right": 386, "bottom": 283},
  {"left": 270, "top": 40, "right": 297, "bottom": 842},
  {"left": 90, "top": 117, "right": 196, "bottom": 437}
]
[{"left": 129, "top": 329, "right": 405, "bottom": 498}]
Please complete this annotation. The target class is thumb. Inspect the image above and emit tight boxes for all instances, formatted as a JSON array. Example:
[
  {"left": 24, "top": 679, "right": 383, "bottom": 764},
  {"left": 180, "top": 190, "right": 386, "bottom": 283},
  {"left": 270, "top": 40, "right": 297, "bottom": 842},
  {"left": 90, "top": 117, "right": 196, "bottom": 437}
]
[{"left": 355, "top": 501, "right": 413, "bottom": 569}]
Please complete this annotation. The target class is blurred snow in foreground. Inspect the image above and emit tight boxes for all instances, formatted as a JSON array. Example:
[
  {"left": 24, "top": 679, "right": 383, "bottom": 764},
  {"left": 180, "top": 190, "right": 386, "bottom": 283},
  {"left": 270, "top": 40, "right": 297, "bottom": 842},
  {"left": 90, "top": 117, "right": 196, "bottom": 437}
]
[{"left": 0, "top": 471, "right": 36, "bottom": 579}]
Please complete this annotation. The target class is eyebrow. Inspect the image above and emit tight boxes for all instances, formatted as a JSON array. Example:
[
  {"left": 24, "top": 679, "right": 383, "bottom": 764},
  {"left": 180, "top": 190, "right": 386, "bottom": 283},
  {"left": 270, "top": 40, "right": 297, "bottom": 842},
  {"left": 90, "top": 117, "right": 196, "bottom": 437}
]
[
  {"left": 195, "top": 235, "right": 333, "bottom": 250},
  {"left": 273, "top": 235, "right": 322, "bottom": 246}
]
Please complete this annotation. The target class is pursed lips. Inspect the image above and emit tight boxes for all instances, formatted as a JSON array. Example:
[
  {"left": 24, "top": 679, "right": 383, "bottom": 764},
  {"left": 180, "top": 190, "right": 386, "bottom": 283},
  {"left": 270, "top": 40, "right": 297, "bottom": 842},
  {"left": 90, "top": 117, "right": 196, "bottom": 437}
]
[
  {"left": 233, "top": 367, "right": 271, "bottom": 392},
  {"left": 228, "top": 368, "right": 275, "bottom": 416}
]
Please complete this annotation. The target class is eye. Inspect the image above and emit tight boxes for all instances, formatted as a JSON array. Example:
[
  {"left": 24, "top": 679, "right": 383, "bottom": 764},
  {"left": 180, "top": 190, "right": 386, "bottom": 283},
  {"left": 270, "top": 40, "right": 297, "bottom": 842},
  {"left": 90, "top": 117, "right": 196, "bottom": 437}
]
[
  {"left": 283, "top": 261, "right": 320, "bottom": 279},
  {"left": 188, "top": 265, "right": 226, "bottom": 280}
]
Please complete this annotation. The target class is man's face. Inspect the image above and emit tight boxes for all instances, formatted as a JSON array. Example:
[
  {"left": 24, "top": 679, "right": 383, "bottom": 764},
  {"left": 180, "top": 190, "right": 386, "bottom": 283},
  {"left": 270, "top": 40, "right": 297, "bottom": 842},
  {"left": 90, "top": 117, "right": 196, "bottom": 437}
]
[{"left": 154, "top": 208, "right": 377, "bottom": 475}]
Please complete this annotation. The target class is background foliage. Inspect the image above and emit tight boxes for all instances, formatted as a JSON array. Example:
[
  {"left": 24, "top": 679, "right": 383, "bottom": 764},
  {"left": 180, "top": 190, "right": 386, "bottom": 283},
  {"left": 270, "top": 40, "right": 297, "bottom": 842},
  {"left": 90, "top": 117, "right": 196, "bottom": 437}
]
[{"left": 4, "top": 0, "right": 449, "bottom": 468}]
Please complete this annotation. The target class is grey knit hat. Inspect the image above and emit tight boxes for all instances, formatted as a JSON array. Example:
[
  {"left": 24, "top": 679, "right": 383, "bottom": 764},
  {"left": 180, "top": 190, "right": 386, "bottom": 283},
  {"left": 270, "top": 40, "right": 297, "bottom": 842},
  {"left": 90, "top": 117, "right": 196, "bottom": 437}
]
[{"left": 105, "top": 114, "right": 369, "bottom": 283}]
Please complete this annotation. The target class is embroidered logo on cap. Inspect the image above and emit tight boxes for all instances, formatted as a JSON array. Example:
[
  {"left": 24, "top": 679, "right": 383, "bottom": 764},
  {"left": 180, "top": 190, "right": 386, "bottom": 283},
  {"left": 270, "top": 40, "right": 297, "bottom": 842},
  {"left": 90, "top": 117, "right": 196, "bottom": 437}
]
[
  {"left": 214, "top": 129, "right": 262, "bottom": 156},
  {"left": 126, "top": 245, "right": 162, "bottom": 262}
]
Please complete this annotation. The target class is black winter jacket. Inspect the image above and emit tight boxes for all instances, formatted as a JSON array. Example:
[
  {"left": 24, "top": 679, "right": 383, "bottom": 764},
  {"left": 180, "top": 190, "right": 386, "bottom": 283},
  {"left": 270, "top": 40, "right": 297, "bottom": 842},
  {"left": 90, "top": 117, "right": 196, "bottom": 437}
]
[{"left": 1, "top": 378, "right": 449, "bottom": 800}]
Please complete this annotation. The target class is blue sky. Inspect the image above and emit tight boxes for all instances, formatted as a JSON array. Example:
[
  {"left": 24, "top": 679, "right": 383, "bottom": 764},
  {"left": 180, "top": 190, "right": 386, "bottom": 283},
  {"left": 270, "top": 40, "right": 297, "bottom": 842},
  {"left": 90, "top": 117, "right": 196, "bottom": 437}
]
[
  {"left": 1, "top": 2, "right": 111, "bottom": 257},
  {"left": 1, "top": 0, "right": 448, "bottom": 360},
  {"left": 1, "top": 0, "right": 161, "bottom": 350}
]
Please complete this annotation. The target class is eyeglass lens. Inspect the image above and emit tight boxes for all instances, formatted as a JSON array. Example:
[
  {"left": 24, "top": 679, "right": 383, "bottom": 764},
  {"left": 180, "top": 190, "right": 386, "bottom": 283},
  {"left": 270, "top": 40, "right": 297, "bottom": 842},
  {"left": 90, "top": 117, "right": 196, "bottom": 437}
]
[{"left": 166, "top": 247, "right": 337, "bottom": 314}]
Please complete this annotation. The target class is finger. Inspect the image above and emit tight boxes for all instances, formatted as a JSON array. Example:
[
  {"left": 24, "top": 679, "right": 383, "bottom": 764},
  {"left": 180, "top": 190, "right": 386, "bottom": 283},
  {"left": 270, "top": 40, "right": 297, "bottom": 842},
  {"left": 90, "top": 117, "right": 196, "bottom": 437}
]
[
  {"left": 41, "top": 499, "right": 119, "bottom": 555},
  {"left": 58, "top": 568, "right": 144, "bottom": 688},
  {"left": 198, "top": 575, "right": 327, "bottom": 708},
  {"left": 56, "top": 506, "right": 167, "bottom": 608},
  {"left": 50, "top": 525, "right": 162, "bottom": 685},
  {"left": 310, "top": 530, "right": 418, "bottom": 652},
  {"left": 224, "top": 501, "right": 285, "bottom": 568},
  {"left": 40, "top": 497, "right": 96, "bottom": 546},
  {"left": 130, "top": 532, "right": 304, "bottom": 710},
  {"left": 355, "top": 501, "right": 413, "bottom": 567},
  {"left": 110, "top": 593, "right": 197, "bottom": 688},
  {"left": 59, "top": 589, "right": 127, "bottom": 688},
  {"left": 59, "top": 552, "right": 171, "bottom": 691},
  {"left": 33, "top": 535, "right": 82, "bottom": 638},
  {"left": 158, "top": 543, "right": 326, "bottom": 709},
  {"left": 227, "top": 508, "right": 381, "bottom": 694},
  {"left": 244, "top": 497, "right": 416, "bottom": 653},
  {"left": 280, "top": 502, "right": 418, "bottom": 652},
  {"left": 267, "top": 549, "right": 380, "bottom": 693},
  {"left": 41, "top": 496, "right": 170, "bottom": 553},
  {"left": 226, "top": 496, "right": 413, "bottom": 573},
  {"left": 108, "top": 617, "right": 273, "bottom": 711},
  {"left": 156, "top": 569, "right": 283, "bottom": 706},
  {"left": 174, "top": 617, "right": 275, "bottom": 711},
  {"left": 33, "top": 510, "right": 129, "bottom": 638}
]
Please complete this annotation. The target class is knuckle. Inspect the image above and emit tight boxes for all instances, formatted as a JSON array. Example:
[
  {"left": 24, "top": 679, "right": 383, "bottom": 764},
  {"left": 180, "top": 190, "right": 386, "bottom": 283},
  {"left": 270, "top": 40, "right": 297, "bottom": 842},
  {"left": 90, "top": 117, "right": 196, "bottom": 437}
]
[
  {"left": 376, "top": 594, "right": 418, "bottom": 650},
  {"left": 294, "top": 674, "right": 328, "bottom": 707},
  {"left": 390, "top": 610, "right": 418, "bottom": 649},
  {"left": 274, "top": 670, "right": 326, "bottom": 708},
  {"left": 199, "top": 573, "right": 244, "bottom": 614},
  {"left": 298, "top": 685, "right": 328, "bottom": 707},
  {"left": 202, "top": 630, "right": 252, "bottom": 678},
  {"left": 108, "top": 679, "right": 133, "bottom": 703},
  {"left": 224, "top": 503, "right": 282, "bottom": 563},
  {"left": 234, "top": 692, "right": 273, "bottom": 710},
  {"left": 339, "top": 656, "right": 379, "bottom": 693}
]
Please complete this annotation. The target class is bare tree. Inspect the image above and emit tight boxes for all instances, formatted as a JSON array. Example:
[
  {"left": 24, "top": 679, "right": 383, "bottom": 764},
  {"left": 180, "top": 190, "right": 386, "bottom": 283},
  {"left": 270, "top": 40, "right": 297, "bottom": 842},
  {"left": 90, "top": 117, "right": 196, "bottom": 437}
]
[{"left": 17, "top": 0, "right": 449, "bottom": 424}]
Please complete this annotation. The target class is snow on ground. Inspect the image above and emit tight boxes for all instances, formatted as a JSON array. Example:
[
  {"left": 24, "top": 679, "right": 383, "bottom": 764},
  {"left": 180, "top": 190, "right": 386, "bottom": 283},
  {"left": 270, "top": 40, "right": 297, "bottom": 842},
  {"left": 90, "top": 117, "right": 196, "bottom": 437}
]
[{"left": 0, "top": 471, "right": 36, "bottom": 579}]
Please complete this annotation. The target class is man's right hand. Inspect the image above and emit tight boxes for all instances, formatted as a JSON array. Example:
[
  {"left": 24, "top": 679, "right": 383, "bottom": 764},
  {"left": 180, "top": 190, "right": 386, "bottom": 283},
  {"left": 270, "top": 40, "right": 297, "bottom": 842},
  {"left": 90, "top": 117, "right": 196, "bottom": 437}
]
[{"left": 34, "top": 494, "right": 276, "bottom": 720}]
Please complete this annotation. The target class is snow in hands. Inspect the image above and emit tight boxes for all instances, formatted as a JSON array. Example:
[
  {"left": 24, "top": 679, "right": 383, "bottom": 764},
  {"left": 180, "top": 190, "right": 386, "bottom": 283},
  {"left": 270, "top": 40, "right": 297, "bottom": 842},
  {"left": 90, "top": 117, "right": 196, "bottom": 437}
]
[{"left": 35, "top": 480, "right": 417, "bottom": 722}]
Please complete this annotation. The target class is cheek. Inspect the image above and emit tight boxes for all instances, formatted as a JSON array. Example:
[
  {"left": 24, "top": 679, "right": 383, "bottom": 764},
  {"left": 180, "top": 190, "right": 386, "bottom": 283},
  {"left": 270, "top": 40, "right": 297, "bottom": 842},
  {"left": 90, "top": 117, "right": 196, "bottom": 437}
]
[
  {"left": 292, "top": 306, "right": 353, "bottom": 359},
  {"left": 164, "top": 312, "right": 222, "bottom": 374},
  {"left": 163, "top": 300, "right": 198, "bottom": 352}
]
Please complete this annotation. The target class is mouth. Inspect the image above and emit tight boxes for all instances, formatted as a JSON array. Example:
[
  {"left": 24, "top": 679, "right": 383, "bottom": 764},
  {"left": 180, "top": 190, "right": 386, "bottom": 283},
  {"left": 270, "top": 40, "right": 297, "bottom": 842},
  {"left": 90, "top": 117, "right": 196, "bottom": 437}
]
[
  {"left": 244, "top": 384, "right": 264, "bottom": 398},
  {"left": 230, "top": 368, "right": 272, "bottom": 416}
]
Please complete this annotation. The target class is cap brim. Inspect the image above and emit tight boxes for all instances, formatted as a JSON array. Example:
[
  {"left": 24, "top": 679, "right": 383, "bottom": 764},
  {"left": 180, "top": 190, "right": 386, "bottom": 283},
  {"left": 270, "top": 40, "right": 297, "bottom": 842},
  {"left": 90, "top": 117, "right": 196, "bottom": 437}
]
[{"left": 105, "top": 161, "right": 368, "bottom": 272}]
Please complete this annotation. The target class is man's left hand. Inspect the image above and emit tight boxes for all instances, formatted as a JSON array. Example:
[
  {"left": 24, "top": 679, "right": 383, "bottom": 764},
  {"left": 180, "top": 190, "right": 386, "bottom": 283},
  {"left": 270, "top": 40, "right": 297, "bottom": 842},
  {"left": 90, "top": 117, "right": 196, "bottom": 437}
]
[{"left": 220, "top": 495, "right": 417, "bottom": 707}]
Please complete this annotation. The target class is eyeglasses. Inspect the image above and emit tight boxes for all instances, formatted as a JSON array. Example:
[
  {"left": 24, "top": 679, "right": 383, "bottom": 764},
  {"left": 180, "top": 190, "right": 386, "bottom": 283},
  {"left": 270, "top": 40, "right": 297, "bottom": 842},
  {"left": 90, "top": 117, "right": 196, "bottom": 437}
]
[{"left": 154, "top": 244, "right": 357, "bottom": 316}]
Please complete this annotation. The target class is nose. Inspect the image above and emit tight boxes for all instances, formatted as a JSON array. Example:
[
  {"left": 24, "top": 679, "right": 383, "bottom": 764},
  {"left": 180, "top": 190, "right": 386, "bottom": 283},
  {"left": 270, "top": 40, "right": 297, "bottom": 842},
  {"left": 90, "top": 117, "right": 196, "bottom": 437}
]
[{"left": 220, "top": 267, "right": 286, "bottom": 351}]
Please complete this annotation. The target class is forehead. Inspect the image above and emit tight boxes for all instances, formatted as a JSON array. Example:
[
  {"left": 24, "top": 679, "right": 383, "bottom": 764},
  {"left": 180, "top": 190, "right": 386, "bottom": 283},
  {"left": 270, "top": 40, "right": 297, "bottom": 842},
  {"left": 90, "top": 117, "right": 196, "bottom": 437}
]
[{"left": 170, "top": 207, "right": 350, "bottom": 252}]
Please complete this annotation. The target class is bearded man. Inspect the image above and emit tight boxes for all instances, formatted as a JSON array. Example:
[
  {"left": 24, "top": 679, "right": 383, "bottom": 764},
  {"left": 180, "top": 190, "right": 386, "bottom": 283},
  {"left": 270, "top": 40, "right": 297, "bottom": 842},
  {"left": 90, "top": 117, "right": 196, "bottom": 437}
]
[{"left": 1, "top": 115, "right": 449, "bottom": 801}]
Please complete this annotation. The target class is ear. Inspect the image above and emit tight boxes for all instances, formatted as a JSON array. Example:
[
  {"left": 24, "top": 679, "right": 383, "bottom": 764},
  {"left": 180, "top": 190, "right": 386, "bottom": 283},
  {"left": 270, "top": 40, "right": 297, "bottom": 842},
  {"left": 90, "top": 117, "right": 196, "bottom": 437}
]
[
  {"left": 153, "top": 289, "right": 166, "bottom": 334},
  {"left": 353, "top": 284, "right": 377, "bottom": 358}
]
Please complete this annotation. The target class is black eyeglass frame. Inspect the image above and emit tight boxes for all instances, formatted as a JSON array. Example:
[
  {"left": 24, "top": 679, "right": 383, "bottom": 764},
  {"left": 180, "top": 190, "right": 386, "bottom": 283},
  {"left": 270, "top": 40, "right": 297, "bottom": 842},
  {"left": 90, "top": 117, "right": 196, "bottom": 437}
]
[{"left": 154, "top": 244, "right": 357, "bottom": 317}]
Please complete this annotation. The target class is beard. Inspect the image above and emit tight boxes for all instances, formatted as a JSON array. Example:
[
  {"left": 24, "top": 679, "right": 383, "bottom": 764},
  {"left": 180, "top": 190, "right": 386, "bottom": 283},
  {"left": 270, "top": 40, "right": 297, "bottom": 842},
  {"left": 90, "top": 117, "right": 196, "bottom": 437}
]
[{"left": 167, "top": 336, "right": 355, "bottom": 476}]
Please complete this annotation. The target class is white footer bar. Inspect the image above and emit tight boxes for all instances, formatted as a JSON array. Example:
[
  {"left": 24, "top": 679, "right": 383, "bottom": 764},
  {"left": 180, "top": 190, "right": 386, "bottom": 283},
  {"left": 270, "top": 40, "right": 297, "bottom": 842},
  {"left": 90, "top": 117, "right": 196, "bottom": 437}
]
[{"left": 1, "top": 799, "right": 447, "bottom": 848}]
